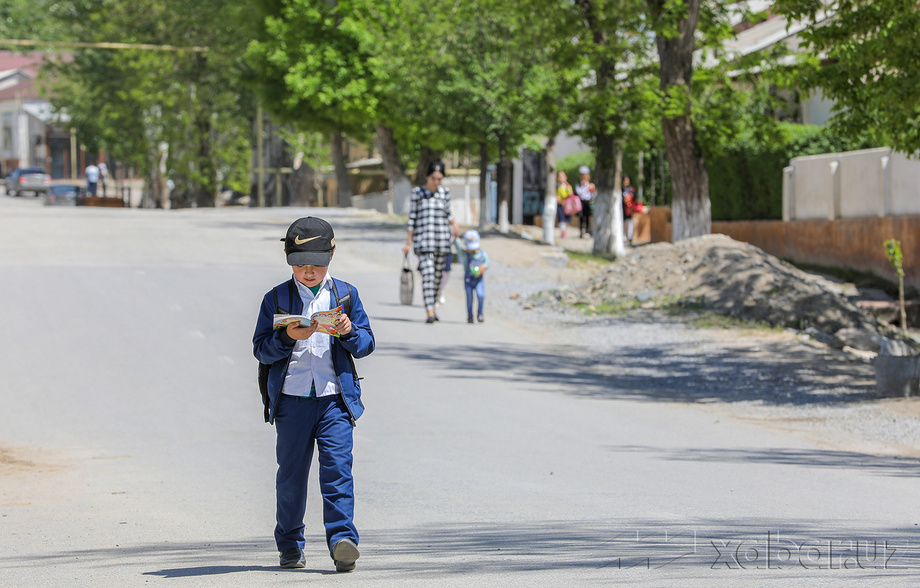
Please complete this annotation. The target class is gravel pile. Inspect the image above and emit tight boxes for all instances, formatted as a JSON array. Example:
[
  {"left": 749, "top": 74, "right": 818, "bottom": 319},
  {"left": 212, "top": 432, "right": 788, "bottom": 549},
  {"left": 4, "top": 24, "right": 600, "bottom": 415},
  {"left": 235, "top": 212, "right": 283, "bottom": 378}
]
[{"left": 536, "top": 234, "right": 892, "bottom": 347}]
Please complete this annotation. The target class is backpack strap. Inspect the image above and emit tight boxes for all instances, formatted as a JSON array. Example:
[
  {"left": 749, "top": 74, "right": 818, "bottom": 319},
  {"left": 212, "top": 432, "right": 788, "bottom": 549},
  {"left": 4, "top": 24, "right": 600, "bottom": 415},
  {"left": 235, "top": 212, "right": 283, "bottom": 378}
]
[
  {"left": 331, "top": 278, "right": 352, "bottom": 317},
  {"left": 330, "top": 278, "right": 360, "bottom": 380},
  {"left": 273, "top": 279, "right": 296, "bottom": 315}
]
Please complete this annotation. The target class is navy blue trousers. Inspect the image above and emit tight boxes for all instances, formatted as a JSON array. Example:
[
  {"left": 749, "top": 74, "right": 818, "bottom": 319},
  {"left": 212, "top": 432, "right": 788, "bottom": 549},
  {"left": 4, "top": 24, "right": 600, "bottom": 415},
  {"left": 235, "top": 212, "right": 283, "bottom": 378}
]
[{"left": 274, "top": 393, "right": 357, "bottom": 554}]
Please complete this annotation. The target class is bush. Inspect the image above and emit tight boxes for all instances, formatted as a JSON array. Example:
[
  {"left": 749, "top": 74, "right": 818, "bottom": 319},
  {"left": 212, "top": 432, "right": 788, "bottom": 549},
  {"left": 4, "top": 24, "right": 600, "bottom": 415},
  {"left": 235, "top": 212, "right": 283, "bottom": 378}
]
[
  {"left": 556, "top": 151, "right": 594, "bottom": 185},
  {"left": 708, "top": 123, "right": 878, "bottom": 221}
]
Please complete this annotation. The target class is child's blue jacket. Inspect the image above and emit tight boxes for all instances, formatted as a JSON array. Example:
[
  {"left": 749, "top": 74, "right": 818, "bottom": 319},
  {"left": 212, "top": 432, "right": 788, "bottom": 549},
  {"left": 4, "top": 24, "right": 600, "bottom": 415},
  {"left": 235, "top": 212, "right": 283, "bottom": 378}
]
[{"left": 252, "top": 277, "right": 375, "bottom": 424}]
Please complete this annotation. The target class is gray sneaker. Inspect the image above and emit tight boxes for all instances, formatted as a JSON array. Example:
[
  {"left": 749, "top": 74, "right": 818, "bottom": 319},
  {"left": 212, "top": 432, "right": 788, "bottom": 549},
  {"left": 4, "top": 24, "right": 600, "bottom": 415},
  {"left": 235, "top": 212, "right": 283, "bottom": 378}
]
[
  {"left": 279, "top": 547, "right": 305, "bottom": 569},
  {"left": 331, "top": 538, "right": 359, "bottom": 572}
]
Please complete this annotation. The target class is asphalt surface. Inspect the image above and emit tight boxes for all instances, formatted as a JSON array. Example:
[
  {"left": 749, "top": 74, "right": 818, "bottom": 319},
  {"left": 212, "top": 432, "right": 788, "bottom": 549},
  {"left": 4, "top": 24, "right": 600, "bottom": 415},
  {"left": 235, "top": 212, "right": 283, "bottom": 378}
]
[{"left": 1, "top": 196, "right": 918, "bottom": 587}]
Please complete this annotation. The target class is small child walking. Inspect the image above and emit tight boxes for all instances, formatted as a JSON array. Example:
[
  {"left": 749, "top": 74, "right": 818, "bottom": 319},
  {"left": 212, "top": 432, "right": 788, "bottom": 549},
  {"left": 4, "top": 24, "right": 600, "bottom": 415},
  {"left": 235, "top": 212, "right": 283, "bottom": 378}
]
[{"left": 456, "top": 229, "right": 489, "bottom": 323}]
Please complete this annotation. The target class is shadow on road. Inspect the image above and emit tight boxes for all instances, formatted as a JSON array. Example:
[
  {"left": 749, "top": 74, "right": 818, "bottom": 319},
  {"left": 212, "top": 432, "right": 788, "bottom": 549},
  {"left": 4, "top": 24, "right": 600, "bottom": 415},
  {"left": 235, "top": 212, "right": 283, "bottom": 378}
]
[
  {"left": 8, "top": 520, "right": 915, "bottom": 578},
  {"left": 612, "top": 445, "right": 920, "bottom": 478},
  {"left": 379, "top": 337, "right": 877, "bottom": 408}
]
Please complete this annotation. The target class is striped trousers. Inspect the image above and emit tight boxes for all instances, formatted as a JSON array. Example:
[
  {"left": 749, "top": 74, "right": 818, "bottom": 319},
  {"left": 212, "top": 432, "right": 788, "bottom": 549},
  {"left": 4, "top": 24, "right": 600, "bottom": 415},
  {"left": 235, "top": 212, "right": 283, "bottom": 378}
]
[{"left": 417, "top": 251, "right": 449, "bottom": 311}]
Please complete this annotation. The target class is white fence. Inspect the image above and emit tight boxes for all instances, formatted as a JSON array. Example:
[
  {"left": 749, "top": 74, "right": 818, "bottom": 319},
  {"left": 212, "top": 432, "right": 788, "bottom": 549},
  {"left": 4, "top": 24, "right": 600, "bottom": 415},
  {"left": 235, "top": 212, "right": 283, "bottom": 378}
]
[{"left": 783, "top": 147, "right": 920, "bottom": 221}]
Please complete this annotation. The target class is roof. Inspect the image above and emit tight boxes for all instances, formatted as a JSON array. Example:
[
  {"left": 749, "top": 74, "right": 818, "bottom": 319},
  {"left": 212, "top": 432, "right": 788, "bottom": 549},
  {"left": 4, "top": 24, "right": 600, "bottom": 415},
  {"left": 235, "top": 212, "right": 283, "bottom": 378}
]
[
  {"left": 0, "top": 73, "right": 38, "bottom": 100},
  {"left": 701, "top": 8, "right": 831, "bottom": 69},
  {"left": 0, "top": 52, "right": 45, "bottom": 75}
]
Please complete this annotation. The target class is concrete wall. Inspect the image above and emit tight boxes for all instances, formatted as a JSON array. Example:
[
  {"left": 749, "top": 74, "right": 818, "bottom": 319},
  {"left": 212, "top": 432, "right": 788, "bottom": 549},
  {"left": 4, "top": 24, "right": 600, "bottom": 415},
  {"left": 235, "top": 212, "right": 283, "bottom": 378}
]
[
  {"left": 784, "top": 147, "right": 920, "bottom": 221},
  {"left": 711, "top": 216, "right": 920, "bottom": 293}
]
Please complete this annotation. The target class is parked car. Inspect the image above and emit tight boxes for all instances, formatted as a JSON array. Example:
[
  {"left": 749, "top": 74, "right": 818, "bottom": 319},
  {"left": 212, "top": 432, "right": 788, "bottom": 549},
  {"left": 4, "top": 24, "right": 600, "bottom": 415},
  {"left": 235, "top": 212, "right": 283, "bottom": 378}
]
[
  {"left": 5, "top": 166, "right": 51, "bottom": 197},
  {"left": 44, "top": 184, "right": 83, "bottom": 206}
]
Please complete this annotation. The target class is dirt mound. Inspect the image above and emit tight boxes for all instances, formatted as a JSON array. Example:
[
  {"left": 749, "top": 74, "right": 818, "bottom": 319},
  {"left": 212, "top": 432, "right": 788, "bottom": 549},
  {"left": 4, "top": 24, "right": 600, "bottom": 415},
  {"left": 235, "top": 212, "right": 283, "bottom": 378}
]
[{"left": 558, "top": 234, "right": 882, "bottom": 340}]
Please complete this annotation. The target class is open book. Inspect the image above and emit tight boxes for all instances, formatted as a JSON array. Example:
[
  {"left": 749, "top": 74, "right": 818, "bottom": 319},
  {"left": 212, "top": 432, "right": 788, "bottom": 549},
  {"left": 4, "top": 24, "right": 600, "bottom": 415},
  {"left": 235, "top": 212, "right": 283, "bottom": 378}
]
[{"left": 273, "top": 305, "right": 343, "bottom": 336}]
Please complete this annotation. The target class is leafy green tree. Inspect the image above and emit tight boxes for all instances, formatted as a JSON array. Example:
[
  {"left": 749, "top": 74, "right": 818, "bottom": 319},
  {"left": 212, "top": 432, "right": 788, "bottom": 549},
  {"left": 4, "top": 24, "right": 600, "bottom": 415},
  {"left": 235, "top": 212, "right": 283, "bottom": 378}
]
[
  {"left": 359, "top": 0, "right": 571, "bottom": 229},
  {"left": 564, "top": 0, "right": 659, "bottom": 254},
  {"left": 42, "top": 0, "right": 254, "bottom": 208},
  {"left": 247, "top": 0, "right": 383, "bottom": 207},
  {"left": 774, "top": 0, "right": 920, "bottom": 154}
]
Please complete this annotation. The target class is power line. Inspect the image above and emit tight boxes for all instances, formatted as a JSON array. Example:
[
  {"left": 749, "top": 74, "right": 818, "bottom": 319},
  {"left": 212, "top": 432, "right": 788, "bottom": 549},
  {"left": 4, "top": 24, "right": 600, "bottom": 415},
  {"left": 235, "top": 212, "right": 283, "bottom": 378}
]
[{"left": 0, "top": 38, "right": 208, "bottom": 53}]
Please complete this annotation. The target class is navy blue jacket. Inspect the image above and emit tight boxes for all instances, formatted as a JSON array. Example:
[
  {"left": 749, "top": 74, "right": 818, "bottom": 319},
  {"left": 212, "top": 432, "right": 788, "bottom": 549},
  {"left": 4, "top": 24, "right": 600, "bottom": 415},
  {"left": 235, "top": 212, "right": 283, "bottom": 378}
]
[{"left": 253, "top": 277, "right": 375, "bottom": 424}]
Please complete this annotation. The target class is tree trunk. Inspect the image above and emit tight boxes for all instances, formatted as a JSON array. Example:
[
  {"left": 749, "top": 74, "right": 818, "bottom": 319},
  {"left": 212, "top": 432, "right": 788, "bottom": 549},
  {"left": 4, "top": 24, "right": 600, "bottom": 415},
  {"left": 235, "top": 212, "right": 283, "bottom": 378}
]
[
  {"left": 288, "top": 163, "right": 314, "bottom": 206},
  {"left": 375, "top": 124, "right": 412, "bottom": 215},
  {"left": 330, "top": 130, "right": 352, "bottom": 207},
  {"left": 478, "top": 142, "right": 488, "bottom": 228},
  {"left": 497, "top": 133, "right": 511, "bottom": 234},
  {"left": 192, "top": 53, "right": 217, "bottom": 208},
  {"left": 156, "top": 142, "right": 170, "bottom": 209},
  {"left": 542, "top": 136, "right": 557, "bottom": 245},
  {"left": 592, "top": 133, "right": 625, "bottom": 256},
  {"left": 664, "top": 116, "right": 710, "bottom": 240},
  {"left": 649, "top": 0, "right": 710, "bottom": 241}
]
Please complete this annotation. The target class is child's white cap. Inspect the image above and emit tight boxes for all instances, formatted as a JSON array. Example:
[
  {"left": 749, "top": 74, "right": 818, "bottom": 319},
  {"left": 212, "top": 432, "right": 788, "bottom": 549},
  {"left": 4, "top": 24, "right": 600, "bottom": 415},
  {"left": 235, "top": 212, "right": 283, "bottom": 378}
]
[{"left": 463, "top": 229, "right": 481, "bottom": 250}]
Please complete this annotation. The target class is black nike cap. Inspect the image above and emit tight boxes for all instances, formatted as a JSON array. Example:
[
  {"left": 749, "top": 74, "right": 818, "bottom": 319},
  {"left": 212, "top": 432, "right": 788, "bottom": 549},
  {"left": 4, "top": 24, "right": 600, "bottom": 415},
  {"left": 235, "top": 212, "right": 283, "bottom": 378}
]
[{"left": 281, "top": 217, "right": 335, "bottom": 267}]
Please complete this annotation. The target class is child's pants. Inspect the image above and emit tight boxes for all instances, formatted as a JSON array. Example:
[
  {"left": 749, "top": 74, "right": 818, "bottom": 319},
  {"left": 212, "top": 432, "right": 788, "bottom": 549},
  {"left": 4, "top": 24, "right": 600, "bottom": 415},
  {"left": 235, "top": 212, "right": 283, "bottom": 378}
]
[
  {"left": 417, "top": 251, "right": 449, "bottom": 311},
  {"left": 274, "top": 393, "right": 357, "bottom": 554},
  {"left": 465, "top": 275, "right": 485, "bottom": 317},
  {"left": 579, "top": 201, "right": 592, "bottom": 236}
]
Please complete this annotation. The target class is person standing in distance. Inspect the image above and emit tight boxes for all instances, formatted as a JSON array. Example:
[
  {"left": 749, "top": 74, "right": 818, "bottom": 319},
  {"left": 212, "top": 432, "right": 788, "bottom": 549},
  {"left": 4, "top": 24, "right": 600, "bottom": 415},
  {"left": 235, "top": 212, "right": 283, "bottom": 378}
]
[
  {"left": 253, "top": 217, "right": 375, "bottom": 572},
  {"left": 98, "top": 161, "right": 109, "bottom": 197},
  {"left": 84, "top": 163, "right": 100, "bottom": 196},
  {"left": 403, "top": 160, "right": 459, "bottom": 324},
  {"left": 575, "top": 165, "right": 596, "bottom": 238},
  {"left": 556, "top": 170, "right": 574, "bottom": 239}
]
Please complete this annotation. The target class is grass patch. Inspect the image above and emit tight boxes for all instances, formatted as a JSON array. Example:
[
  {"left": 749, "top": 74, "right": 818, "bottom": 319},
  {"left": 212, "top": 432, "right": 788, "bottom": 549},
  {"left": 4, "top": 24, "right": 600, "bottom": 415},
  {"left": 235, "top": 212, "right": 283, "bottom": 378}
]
[
  {"left": 565, "top": 249, "right": 617, "bottom": 265},
  {"left": 575, "top": 299, "right": 641, "bottom": 315},
  {"left": 572, "top": 292, "right": 783, "bottom": 333},
  {"left": 683, "top": 311, "right": 783, "bottom": 332}
]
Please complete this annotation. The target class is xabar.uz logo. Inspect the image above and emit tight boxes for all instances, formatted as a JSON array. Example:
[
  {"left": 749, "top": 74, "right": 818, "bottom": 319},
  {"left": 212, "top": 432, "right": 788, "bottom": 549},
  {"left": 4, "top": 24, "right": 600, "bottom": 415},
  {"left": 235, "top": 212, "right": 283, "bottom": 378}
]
[{"left": 710, "top": 532, "right": 901, "bottom": 570}]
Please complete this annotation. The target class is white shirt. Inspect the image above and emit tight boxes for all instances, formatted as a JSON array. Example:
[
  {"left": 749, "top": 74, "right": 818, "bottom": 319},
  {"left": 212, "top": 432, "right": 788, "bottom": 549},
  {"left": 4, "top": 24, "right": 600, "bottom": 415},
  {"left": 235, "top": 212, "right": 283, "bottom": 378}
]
[
  {"left": 282, "top": 275, "right": 340, "bottom": 398},
  {"left": 575, "top": 181, "right": 594, "bottom": 201},
  {"left": 85, "top": 165, "right": 99, "bottom": 183}
]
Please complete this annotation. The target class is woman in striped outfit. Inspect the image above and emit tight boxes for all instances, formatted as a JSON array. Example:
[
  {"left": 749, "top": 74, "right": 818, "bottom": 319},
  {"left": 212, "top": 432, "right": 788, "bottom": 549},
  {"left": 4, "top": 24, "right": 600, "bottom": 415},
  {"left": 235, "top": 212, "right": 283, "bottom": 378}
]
[{"left": 403, "top": 160, "right": 460, "bottom": 323}]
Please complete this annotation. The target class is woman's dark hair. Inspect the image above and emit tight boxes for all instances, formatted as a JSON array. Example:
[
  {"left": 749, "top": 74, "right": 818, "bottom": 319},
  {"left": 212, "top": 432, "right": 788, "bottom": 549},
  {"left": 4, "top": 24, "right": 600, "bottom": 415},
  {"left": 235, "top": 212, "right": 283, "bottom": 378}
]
[{"left": 426, "top": 160, "right": 446, "bottom": 177}]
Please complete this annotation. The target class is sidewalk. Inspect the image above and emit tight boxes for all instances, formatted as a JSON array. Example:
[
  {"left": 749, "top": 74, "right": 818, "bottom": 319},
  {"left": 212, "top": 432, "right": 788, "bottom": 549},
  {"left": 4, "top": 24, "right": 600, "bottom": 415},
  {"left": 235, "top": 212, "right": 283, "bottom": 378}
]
[{"left": 507, "top": 223, "right": 626, "bottom": 255}]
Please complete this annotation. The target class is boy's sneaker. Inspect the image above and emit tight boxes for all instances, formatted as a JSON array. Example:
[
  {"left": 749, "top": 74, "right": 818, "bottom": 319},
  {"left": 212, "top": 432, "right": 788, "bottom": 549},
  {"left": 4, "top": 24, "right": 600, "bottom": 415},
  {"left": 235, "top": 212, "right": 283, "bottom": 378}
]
[
  {"left": 332, "top": 538, "right": 360, "bottom": 572},
  {"left": 467, "top": 315, "right": 474, "bottom": 324},
  {"left": 280, "top": 547, "right": 305, "bottom": 569},
  {"left": 477, "top": 314, "right": 484, "bottom": 323}
]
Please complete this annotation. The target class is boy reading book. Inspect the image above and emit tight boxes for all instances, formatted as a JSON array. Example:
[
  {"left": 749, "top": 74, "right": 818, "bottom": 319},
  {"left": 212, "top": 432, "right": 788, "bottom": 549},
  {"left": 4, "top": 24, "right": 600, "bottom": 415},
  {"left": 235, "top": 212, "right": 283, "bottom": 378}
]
[{"left": 252, "top": 216, "right": 375, "bottom": 572}]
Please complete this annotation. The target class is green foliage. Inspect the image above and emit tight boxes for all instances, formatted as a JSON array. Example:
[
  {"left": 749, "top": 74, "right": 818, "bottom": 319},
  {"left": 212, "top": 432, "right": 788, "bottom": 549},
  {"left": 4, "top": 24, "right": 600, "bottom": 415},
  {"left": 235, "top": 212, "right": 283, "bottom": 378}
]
[
  {"left": 774, "top": 0, "right": 920, "bottom": 154},
  {"left": 274, "top": 127, "right": 331, "bottom": 171},
  {"left": 708, "top": 123, "right": 877, "bottom": 221},
  {"left": 885, "top": 239, "right": 904, "bottom": 278},
  {"left": 40, "top": 0, "right": 255, "bottom": 206},
  {"left": 246, "top": 0, "right": 377, "bottom": 140},
  {"left": 556, "top": 151, "right": 594, "bottom": 184}
]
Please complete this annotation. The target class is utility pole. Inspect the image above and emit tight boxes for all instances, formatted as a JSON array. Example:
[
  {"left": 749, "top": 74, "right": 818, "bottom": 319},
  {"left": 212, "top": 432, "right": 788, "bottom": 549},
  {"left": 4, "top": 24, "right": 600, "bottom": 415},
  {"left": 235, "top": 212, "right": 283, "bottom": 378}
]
[{"left": 257, "top": 103, "right": 264, "bottom": 208}]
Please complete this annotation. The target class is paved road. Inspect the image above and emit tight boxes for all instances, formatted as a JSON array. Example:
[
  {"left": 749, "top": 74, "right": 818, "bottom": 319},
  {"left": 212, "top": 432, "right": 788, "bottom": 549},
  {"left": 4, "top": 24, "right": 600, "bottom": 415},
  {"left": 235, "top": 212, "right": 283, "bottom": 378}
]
[{"left": 1, "top": 197, "right": 918, "bottom": 587}]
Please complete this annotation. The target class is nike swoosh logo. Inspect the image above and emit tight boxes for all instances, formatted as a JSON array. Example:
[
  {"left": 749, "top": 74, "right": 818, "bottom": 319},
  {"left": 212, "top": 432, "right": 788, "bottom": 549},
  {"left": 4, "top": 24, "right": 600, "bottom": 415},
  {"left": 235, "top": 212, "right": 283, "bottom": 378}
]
[{"left": 294, "top": 235, "right": 321, "bottom": 245}]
